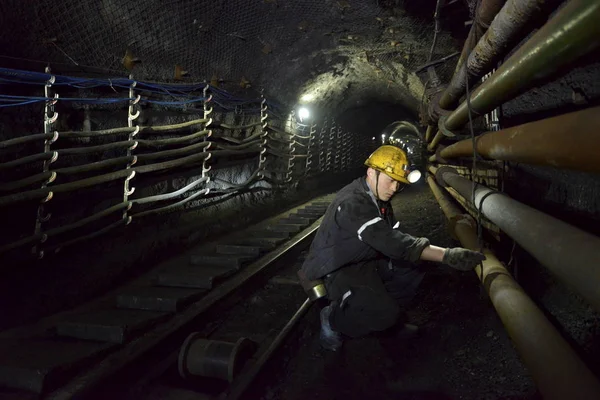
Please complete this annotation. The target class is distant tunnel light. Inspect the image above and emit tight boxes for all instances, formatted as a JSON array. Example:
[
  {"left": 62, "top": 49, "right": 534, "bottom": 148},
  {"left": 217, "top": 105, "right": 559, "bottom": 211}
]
[
  {"left": 407, "top": 170, "right": 422, "bottom": 183},
  {"left": 298, "top": 107, "right": 310, "bottom": 121}
]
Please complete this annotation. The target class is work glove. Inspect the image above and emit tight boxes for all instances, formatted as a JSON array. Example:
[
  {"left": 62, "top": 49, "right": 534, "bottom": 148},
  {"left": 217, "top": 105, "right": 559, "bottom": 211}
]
[{"left": 443, "top": 248, "right": 486, "bottom": 271}]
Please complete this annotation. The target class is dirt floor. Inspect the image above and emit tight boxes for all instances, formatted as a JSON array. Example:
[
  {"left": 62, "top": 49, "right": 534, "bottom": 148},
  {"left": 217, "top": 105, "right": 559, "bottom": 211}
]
[{"left": 246, "top": 181, "right": 537, "bottom": 400}]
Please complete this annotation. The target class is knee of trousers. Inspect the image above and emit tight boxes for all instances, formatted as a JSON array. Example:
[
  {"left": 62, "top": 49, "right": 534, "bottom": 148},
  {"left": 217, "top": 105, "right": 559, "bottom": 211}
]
[
  {"left": 366, "top": 295, "right": 401, "bottom": 332},
  {"left": 332, "top": 289, "right": 401, "bottom": 337}
]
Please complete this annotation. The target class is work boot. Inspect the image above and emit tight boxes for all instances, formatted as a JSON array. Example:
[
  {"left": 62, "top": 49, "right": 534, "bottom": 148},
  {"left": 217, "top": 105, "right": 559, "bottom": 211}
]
[{"left": 320, "top": 305, "right": 343, "bottom": 351}]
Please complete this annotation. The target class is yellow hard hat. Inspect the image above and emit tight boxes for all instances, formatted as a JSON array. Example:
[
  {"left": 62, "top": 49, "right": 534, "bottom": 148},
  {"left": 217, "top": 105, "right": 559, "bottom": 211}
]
[{"left": 364, "top": 145, "right": 421, "bottom": 184}]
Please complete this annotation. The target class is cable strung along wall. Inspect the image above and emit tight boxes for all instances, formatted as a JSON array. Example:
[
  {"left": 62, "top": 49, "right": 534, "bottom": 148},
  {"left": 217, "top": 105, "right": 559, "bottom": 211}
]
[{"left": 0, "top": 68, "right": 371, "bottom": 263}]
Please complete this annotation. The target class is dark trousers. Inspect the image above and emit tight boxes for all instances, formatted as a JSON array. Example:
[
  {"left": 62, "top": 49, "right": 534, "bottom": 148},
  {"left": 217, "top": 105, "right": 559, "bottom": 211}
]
[{"left": 325, "top": 260, "right": 425, "bottom": 338}]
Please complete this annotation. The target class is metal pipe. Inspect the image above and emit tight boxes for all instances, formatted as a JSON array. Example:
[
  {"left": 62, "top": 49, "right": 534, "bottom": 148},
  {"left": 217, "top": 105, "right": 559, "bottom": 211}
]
[
  {"left": 424, "top": 125, "right": 434, "bottom": 143},
  {"left": 429, "top": 0, "right": 600, "bottom": 151},
  {"left": 440, "top": 0, "right": 543, "bottom": 110},
  {"left": 430, "top": 165, "right": 600, "bottom": 312},
  {"left": 426, "top": 175, "right": 600, "bottom": 400},
  {"left": 438, "top": 107, "right": 600, "bottom": 173}
]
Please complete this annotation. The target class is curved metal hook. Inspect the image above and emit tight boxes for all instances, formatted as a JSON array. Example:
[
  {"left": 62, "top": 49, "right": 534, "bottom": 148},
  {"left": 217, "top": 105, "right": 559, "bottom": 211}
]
[
  {"left": 42, "top": 191, "right": 53, "bottom": 203},
  {"left": 46, "top": 75, "right": 56, "bottom": 86},
  {"left": 261, "top": 114, "right": 268, "bottom": 122},
  {"left": 40, "top": 234, "right": 48, "bottom": 243},
  {"left": 46, "top": 171, "right": 57, "bottom": 184},
  {"left": 50, "top": 93, "right": 59, "bottom": 105},
  {"left": 128, "top": 109, "right": 140, "bottom": 121},
  {"left": 205, "top": 117, "right": 213, "bottom": 127},
  {"left": 130, "top": 155, "right": 138, "bottom": 166},
  {"left": 130, "top": 80, "right": 137, "bottom": 88},
  {"left": 130, "top": 125, "right": 140, "bottom": 137},
  {"left": 47, "top": 131, "right": 59, "bottom": 145},
  {"left": 125, "top": 186, "right": 136, "bottom": 196},
  {"left": 205, "top": 106, "right": 213, "bottom": 116},
  {"left": 38, "top": 211, "right": 52, "bottom": 222},
  {"left": 132, "top": 94, "right": 141, "bottom": 105},
  {"left": 49, "top": 151, "right": 59, "bottom": 165},
  {"left": 206, "top": 94, "right": 213, "bottom": 103},
  {"left": 126, "top": 216, "right": 133, "bottom": 225},
  {"left": 129, "top": 140, "right": 138, "bottom": 151},
  {"left": 46, "top": 111, "right": 59, "bottom": 124}
]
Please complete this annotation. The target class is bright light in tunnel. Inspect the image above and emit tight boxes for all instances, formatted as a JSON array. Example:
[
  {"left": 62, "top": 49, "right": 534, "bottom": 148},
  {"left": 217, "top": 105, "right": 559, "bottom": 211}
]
[
  {"left": 298, "top": 107, "right": 310, "bottom": 121},
  {"left": 300, "top": 93, "right": 315, "bottom": 103},
  {"left": 408, "top": 170, "right": 422, "bottom": 183}
]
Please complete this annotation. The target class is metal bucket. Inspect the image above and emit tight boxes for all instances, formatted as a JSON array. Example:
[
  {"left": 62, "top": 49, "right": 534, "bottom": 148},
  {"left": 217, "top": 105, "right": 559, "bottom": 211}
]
[{"left": 178, "top": 333, "right": 255, "bottom": 383}]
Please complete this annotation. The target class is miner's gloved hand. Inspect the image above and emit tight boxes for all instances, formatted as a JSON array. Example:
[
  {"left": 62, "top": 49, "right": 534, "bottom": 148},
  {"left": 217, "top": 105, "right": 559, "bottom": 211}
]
[{"left": 443, "top": 248, "right": 486, "bottom": 271}]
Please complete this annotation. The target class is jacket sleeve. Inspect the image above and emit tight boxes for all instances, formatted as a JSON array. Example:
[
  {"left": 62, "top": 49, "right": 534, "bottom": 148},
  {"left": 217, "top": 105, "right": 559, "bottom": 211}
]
[{"left": 335, "top": 196, "right": 430, "bottom": 263}]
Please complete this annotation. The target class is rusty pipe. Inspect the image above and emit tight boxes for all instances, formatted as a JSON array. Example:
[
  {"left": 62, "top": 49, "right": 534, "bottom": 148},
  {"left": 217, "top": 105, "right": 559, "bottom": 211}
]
[
  {"left": 440, "top": 0, "right": 545, "bottom": 110},
  {"left": 424, "top": 125, "right": 434, "bottom": 143},
  {"left": 429, "top": 0, "right": 600, "bottom": 152},
  {"left": 429, "top": 165, "right": 600, "bottom": 313},
  {"left": 426, "top": 175, "right": 600, "bottom": 400},
  {"left": 442, "top": 0, "right": 507, "bottom": 110},
  {"left": 439, "top": 107, "right": 600, "bottom": 173}
]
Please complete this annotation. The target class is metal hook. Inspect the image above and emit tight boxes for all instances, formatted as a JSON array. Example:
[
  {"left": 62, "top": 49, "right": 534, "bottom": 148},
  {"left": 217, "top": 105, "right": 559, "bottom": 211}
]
[
  {"left": 128, "top": 109, "right": 140, "bottom": 121},
  {"left": 205, "top": 117, "right": 213, "bottom": 127},
  {"left": 130, "top": 80, "right": 137, "bottom": 88},
  {"left": 126, "top": 216, "right": 133, "bottom": 225},
  {"left": 261, "top": 114, "right": 268, "bottom": 122},
  {"left": 131, "top": 125, "right": 140, "bottom": 137},
  {"left": 125, "top": 185, "right": 135, "bottom": 196},
  {"left": 129, "top": 140, "right": 138, "bottom": 151},
  {"left": 38, "top": 211, "right": 52, "bottom": 222},
  {"left": 50, "top": 93, "right": 59, "bottom": 105},
  {"left": 46, "top": 171, "right": 57, "bottom": 184},
  {"left": 38, "top": 250, "right": 45, "bottom": 260},
  {"left": 204, "top": 142, "right": 212, "bottom": 151},
  {"left": 42, "top": 191, "right": 53, "bottom": 203},
  {"left": 46, "top": 111, "right": 59, "bottom": 124},
  {"left": 205, "top": 106, "right": 213, "bottom": 116},
  {"left": 47, "top": 131, "right": 59, "bottom": 145},
  {"left": 40, "top": 234, "right": 48, "bottom": 243},
  {"left": 206, "top": 94, "right": 213, "bottom": 103},
  {"left": 132, "top": 94, "right": 141, "bottom": 105},
  {"left": 46, "top": 75, "right": 56, "bottom": 86},
  {"left": 130, "top": 155, "right": 138, "bottom": 166},
  {"left": 48, "top": 151, "right": 59, "bottom": 164}
]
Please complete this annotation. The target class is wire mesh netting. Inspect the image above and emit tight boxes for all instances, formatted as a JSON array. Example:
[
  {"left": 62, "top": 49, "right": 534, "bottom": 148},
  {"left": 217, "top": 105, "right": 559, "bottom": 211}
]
[{"left": 0, "top": 0, "right": 461, "bottom": 102}]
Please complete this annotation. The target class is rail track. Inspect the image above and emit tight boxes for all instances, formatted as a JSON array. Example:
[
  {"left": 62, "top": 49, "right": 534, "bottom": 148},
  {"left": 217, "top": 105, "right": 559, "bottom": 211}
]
[{"left": 0, "top": 193, "right": 334, "bottom": 399}]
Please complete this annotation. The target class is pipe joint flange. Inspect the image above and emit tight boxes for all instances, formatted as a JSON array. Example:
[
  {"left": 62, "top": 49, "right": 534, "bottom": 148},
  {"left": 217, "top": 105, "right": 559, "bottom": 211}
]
[
  {"left": 438, "top": 115, "right": 456, "bottom": 138},
  {"left": 434, "top": 165, "right": 457, "bottom": 188}
]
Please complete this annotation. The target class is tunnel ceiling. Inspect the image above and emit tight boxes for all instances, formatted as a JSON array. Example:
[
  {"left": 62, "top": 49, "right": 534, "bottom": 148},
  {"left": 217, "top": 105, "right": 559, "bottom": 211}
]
[{"left": 0, "top": 0, "right": 465, "bottom": 115}]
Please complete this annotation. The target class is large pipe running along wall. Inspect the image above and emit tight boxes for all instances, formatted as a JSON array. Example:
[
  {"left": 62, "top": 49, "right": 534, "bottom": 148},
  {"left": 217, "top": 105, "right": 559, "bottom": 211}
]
[
  {"left": 429, "top": 165, "right": 600, "bottom": 313},
  {"left": 426, "top": 176, "right": 600, "bottom": 400},
  {"left": 439, "top": 0, "right": 543, "bottom": 110},
  {"left": 431, "top": 107, "right": 600, "bottom": 173},
  {"left": 428, "top": 0, "right": 600, "bottom": 151}
]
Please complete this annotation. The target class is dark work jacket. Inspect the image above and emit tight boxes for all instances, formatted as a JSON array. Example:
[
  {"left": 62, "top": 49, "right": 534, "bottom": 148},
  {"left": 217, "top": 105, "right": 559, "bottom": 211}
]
[{"left": 300, "top": 177, "right": 430, "bottom": 280}]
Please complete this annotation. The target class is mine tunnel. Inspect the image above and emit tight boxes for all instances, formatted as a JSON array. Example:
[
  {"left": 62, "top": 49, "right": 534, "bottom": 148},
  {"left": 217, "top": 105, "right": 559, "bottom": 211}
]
[{"left": 0, "top": 0, "right": 599, "bottom": 399}]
